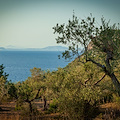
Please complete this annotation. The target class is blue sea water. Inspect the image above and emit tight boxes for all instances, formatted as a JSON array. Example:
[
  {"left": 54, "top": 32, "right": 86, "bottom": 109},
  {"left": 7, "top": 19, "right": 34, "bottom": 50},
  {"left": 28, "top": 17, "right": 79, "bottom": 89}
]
[{"left": 0, "top": 51, "right": 71, "bottom": 83}]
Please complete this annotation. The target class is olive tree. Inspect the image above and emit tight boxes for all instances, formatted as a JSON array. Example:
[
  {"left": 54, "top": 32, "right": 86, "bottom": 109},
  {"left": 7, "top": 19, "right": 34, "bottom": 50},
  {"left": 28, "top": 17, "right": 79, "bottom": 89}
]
[
  {"left": 15, "top": 67, "right": 46, "bottom": 114},
  {"left": 46, "top": 62, "right": 114, "bottom": 119},
  {"left": 53, "top": 14, "right": 120, "bottom": 95}
]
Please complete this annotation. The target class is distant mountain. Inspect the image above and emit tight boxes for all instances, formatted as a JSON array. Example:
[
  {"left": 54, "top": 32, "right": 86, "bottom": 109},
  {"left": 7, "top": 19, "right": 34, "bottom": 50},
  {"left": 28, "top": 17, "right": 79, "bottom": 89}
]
[
  {"left": 40, "top": 46, "right": 67, "bottom": 51},
  {"left": 0, "top": 47, "right": 5, "bottom": 50},
  {"left": 1, "top": 46, "right": 68, "bottom": 51},
  {"left": 6, "top": 45, "right": 16, "bottom": 48}
]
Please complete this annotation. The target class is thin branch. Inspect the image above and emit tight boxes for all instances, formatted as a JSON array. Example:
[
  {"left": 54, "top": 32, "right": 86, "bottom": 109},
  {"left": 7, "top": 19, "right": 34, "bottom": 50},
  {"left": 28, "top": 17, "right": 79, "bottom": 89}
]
[
  {"left": 25, "top": 94, "right": 29, "bottom": 102},
  {"left": 79, "top": 81, "right": 86, "bottom": 87},
  {"left": 31, "top": 88, "right": 41, "bottom": 102},
  {"left": 24, "top": 88, "right": 41, "bottom": 103},
  {"left": 87, "top": 58, "right": 106, "bottom": 70},
  {"left": 94, "top": 74, "right": 106, "bottom": 86},
  {"left": 85, "top": 78, "right": 91, "bottom": 84}
]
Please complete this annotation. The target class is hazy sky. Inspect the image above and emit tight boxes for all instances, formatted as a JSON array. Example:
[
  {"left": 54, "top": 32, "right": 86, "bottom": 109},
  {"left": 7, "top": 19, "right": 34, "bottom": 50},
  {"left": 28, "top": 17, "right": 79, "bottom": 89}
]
[{"left": 0, "top": 0, "right": 120, "bottom": 48}]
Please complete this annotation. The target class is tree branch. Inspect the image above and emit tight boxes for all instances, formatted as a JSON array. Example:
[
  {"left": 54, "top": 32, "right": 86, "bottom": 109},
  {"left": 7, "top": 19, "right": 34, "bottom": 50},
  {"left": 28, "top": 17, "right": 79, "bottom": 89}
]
[
  {"left": 105, "top": 52, "right": 113, "bottom": 73},
  {"left": 94, "top": 74, "right": 106, "bottom": 86},
  {"left": 87, "top": 58, "right": 108, "bottom": 73},
  {"left": 31, "top": 88, "right": 41, "bottom": 102},
  {"left": 85, "top": 78, "right": 91, "bottom": 84},
  {"left": 25, "top": 94, "right": 29, "bottom": 102},
  {"left": 24, "top": 88, "right": 41, "bottom": 103},
  {"left": 79, "top": 81, "right": 86, "bottom": 87}
]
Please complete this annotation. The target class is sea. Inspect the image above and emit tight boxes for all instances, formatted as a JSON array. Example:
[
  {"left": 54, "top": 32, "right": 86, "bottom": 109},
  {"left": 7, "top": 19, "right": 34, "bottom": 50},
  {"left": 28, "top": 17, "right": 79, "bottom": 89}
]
[{"left": 0, "top": 51, "right": 72, "bottom": 83}]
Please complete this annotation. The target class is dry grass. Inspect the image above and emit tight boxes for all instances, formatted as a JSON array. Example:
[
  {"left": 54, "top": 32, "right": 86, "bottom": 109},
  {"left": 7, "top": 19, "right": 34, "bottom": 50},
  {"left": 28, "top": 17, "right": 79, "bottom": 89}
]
[
  {"left": 94, "top": 103, "right": 120, "bottom": 120},
  {"left": 0, "top": 101, "right": 62, "bottom": 120},
  {"left": 1, "top": 101, "right": 120, "bottom": 120},
  {"left": 0, "top": 102, "right": 20, "bottom": 120}
]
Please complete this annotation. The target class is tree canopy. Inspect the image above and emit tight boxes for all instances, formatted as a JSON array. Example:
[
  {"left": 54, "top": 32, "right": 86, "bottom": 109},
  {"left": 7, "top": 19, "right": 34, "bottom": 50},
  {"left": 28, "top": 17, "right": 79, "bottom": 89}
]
[{"left": 53, "top": 14, "right": 120, "bottom": 95}]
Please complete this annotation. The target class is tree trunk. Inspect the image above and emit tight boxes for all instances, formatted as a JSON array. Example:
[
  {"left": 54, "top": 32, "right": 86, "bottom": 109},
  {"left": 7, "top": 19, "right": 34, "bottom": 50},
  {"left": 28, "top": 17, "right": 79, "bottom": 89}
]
[
  {"left": 87, "top": 58, "right": 120, "bottom": 96},
  {"left": 108, "top": 73, "right": 120, "bottom": 96},
  {"left": 43, "top": 96, "right": 47, "bottom": 110},
  {"left": 0, "top": 107, "right": 2, "bottom": 111},
  {"left": 105, "top": 53, "right": 120, "bottom": 96},
  {"left": 29, "top": 101, "right": 33, "bottom": 114}
]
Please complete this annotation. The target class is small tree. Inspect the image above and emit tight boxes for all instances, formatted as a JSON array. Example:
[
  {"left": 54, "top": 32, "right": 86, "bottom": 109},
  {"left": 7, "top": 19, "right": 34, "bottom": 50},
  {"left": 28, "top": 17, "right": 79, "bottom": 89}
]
[
  {"left": 53, "top": 14, "right": 120, "bottom": 95},
  {"left": 0, "top": 64, "right": 9, "bottom": 100},
  {"left": 15, "top": 67, "right": 46, "bottom": 115},
  {"left": 0, "top": 64, "right": 9, "bottom": 110}
]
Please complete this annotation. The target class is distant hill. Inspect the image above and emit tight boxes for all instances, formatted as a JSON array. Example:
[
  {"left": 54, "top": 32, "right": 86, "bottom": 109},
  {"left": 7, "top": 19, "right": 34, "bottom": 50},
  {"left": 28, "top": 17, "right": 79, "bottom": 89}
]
[
  {"left": 40, "top": 46, "right": 67, "bottom": 51},
  {"left": 0, "top": 47, "right": 5, "bottom": 50},
  {"left": 0, "top": 46, "right": 68, "bottom": 51}
]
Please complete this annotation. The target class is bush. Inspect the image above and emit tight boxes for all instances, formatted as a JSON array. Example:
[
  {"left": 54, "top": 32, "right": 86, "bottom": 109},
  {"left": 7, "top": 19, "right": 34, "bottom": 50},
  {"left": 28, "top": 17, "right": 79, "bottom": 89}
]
[
  {"left": 113, "top": 94, "right": 120, "bottom": 104},
  {"left": 58, "top": 97, "right": 100, "bottom": 120},
  {"left": 47, "top": 100, "right": 58, "bottom": 113},
  {"left": 20, "top": 103, "right": 40, "bottom": 117}
]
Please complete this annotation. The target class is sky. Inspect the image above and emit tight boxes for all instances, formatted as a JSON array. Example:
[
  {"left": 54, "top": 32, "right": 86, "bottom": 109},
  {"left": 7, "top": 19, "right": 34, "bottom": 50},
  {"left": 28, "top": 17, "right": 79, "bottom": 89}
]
[{"left": 0, "top": 0, "right": 120, "bottom": 48}]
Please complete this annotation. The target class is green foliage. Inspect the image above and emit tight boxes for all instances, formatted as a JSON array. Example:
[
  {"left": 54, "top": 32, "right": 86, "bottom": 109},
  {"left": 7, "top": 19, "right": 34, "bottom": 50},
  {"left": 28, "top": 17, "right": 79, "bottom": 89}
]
[
  {"left": 0, "top": 64, "right": 9, "bottom": 80},
  {"left": 53, "top": 13, "right": 120, "bottom": 96},
  {"left": 53, "top": 14, "right": 120, "bottom": 65},
  {"left": 8, "top": 83, "right": 18, "bottom": 99},
  {"left": 17, "top": 67, "right": 45, "bottom": 99},
  {"left": 0, "top": 64, "right": 10, "bottom": 103},
  {"left": 0, "top": 64, "right": 18, "bottom": 103},
  {"left": 12, "top": 55, "right": 119, "bottom": 118},
  {"left": 47, "top": 99, "right": 58, "bottom": 113},
  {"left": 112, "top": 94, "right": 120, "bottom": 104},
  {"left": 45, "top": 60, "right": 114, "bottom": 119},
  {"left": 15, "top": 67, "right": 46, "bottom": 113},
  {"left": 53, "top": 14, "right": 95, "bottom": 59}
]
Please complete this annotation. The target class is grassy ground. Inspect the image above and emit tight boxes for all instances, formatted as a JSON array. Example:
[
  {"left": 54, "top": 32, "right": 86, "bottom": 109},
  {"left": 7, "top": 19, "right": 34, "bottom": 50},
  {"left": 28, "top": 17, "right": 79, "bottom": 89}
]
[
  {"left": 0, "top": 101, "right": 61, "bottom": 120},
  {"left": 94, "top": 103, "right": 120, "bottom": 120},
  {"left": 0, "top": 101, "right": 120, "bottom": 120},
  {"left": 0, "top": 102, "right": 20, "bottom": 120}
]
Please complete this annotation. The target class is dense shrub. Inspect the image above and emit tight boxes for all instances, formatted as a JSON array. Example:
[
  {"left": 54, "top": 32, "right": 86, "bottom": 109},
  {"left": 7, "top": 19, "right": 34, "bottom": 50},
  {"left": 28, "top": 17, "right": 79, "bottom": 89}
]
[{"left": 47, "top": 100, "right": 58, "bottom": 113}]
